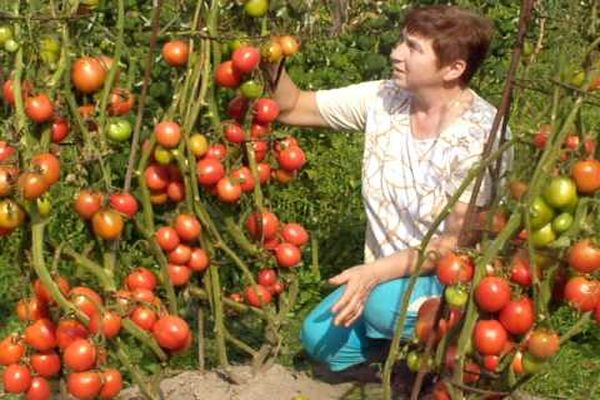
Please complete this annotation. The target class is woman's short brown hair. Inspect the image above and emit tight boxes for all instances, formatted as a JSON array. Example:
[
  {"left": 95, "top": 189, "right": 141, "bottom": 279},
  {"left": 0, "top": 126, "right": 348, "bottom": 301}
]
[{"left": 404, "top": 5, "right": 494, "bottom": 85}]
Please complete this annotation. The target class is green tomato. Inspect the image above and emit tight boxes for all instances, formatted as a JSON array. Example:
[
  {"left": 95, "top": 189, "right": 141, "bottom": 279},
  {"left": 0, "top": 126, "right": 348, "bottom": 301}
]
[
  {"left": 37, "top": 196, "right": 52, "bottom": 217},
  {"left": 543, "top": 176, "right": 578, "bottom": 210},
  {"left": 0, "top": 26, "right": 13, "bottom": 46},
  {"left": 406, "top": 351, "right": 421, "bottom": 372},
  {"left": 107, "top": 118, "right": 133, "bottom": 142},
  {"left": 522, "top": 352, "right": 545, "bottom": 374},
  {"left": 529, "top": 196, "right": 555, "bottom": 229},
  {"left": 154, "top": 146, "right": 173, "bottom": 165},
  {"left": 569, "top": 70, "right": 586, "bottom": 87},
  {"left": 40, "top": 37, "right": 61, "bottom": 65},
  {"left": 240, "top": 80, "right": 263, "bottom": 99},
  {"left": 551, "top": 212, "right": 574, "bottom": 233},
  {"left": 444, "top": 285, "right": 469, "bottom": 308},
  {"left": 4, "top": 39, "right": 19, "bottom": 53},
  {"left": 530, "top": 223, "right": 556, "bottom": 247},
  {"left": 244, "top": 0, "right": 269, "bottom": 17}
]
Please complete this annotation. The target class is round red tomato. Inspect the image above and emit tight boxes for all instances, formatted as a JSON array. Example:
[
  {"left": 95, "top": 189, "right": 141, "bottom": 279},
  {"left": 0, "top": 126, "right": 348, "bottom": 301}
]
[
  {"left": 3, "top": 363, "right": 32, "bottom": 394},
  {"left": 155, "top": 121, "right": 181, "bottom": 148},
  {"left": 253, "top": 98, "right": 279, "bottom": 123},
  {"left": 258, "top": 269, "right": 278, "bottom": 287},
  {"left": 224, "top": 121, "right": 245, "bottom": 144},
  {"left": 250, "top": 121, "right": 271, "bottom": 138},
  {"left": 564, "top": 276, "right": 599, "bottom": 311},
  {"left": 74, "top": 190, "right": 103, "bottom": 220},
  {"left": 475, "top": 276, "right": 511, "bottom": 312},
  {"left": 436, "top": 252, "right": 474, "bottom": 285},
  {"left": 155, "top": 226, "right": 181, "bottom": 251},
  {"left": 71, "top": 57, "right": 107, "bottom": 93},
  {"left": 162, "top": 40, "right": 189, "bottom": 67},
  {"left": 26, "top": 376, "right": 52, "bottom": 400},
  {"left": 568, "top": 239, "right": 600, "bottom": 273},
  {"left": 107, "top": 88, "right": 135, "bottom": 116},
  {"left": 18, "top": 173, "right": 49, "bottom": 200},
  {"left": 281, "top": 223, "right": 309, "bottom": 247},
  {"left": 215, "top": 60, "right": 242, "bottom": 87},
  {"left": 216, "top": 176, "right": 242, "bottom": 203},
  {"left": 32, "top": 153, "right": 60, "bottom": 186},
  {"left": 168, "top": 244, "right": 192, "bottom": 265},
  {"left": 275, "top": 242, "right": 302, "bottom": 268},
  {"left": 227, "top": 95, "right": 249, "bottom": 120},
  {"left": 30, "top": 351, "right": 61, "bottom": 378},
  {"left": 88, "top": 312, "right": 121, "bottom": 339},
  {"left": 56, "top": 319, "right": 89, "bottom": 350},
  {"left": 510, "top": 255, "right": 533, "bottom": 287},
  {"left": 92, "top": 209, "right": 124, "bottom": 240},
  {"left": 196, "top": 158, "right": 225, "bottom": 186},
  {"left": 25, "top": 94, "right": 54, "bottom": 123},
  {"left": 109, "top": 192, "right": 138, "bottom": 218},
  {"left": 231, "top": 166, "right": 255, "bottom": 192},
  {"left": 231, "top": 46, "right": 261, "bottom": 73},
  {"left": 245, "top": 285, "right": 272, "bottom": 307},
  {"left": 571, "top": 160, "right": 600, "bottom": 194},
  {"left": 130, "top": 307, "right": 157, "bottom": 331},
  {"left": 188, "top": 248, "right": 209, "bottom": 272},
  {"left": 527, "top": 329, "right": 559, "bottom": 360},
  {"left": 167, "top": 264, "right": 192, "bottom": 286},
  {"left": 167, "top": 181, "right": 185, "bottom": 202},
  {"left": 152, "top": 315, "right": 190, "bottom": 351},
  {"left": 0, "top": 334, "right": 25, "bottom": 366},
  {"left": 246, "top": 211, "right": 279, "bottom": 240},
  {"left": 277, "top": 146, "right": 306, "bottom": 172},
  {"left": 69, "top": 286, "right": 103, "bottom": 318},
  {"left": 126, "top": 268, "right": 157, "bottom": 291},
  {"left": 174, "top": 214, "right": 202, "bottom": 242},
  {"left": 206, "top": 143, "right": 227, "bottom": 160},
  {"left": 257, "top": 163, "right": 271, "bottom": 184},
  {"left": 51, "top": 117, "right": 70, "bottom": 143},
  {"left": 498, "top": 297, "right": 534, "bottom": 335},
  {"left": 24, "top": 319, "right": 57, "bottom": 351},
  {"left": 99, "top": 369, "right": 123, "bottom": 399},
  {"left": 473, "top": 320, "right": 508, "bottom": 355},
  {"left": 144, "top": 164, "right": 169, "bottom": 191},
  {"left": 67, "top": 371, "right": 103, "bottom": 399}
]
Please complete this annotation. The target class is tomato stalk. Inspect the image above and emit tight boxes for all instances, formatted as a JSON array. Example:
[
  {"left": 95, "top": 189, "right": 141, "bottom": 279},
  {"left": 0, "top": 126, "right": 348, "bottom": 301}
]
[
  {"left": 115, "top": 339, "right": 161, "bottom": 400},
  {"left": 61, "top": 245, "right": 114, "bottom": 290}
]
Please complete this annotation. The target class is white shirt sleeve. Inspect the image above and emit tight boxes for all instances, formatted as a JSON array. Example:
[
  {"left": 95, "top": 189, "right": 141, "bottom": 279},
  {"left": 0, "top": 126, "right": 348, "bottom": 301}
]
[{"left": 315, "top": 80, "right": 384, "bottom": 132}]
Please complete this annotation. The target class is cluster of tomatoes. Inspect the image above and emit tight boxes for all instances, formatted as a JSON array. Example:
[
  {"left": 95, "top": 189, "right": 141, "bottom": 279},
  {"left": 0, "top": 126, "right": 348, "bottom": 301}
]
[
  {"left": 155, "top": 214, "right": 210, "bottom": 287},
  {"left": 73, "top": 189, "right": 138, "bottom": 240},
  {"left": 0, "top": 146, "right": 61, "bottom": 236}
]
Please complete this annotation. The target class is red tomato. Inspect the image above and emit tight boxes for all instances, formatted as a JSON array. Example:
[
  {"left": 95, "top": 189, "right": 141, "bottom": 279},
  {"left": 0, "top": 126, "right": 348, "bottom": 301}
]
[
  {"left": 250, "top": 121, "right": 271, "bottom": 138},
  {"left": 215, "top": 60, "right": 242, "bottom": 87},
  {"left": 483, "top": 355, "right": 500, "bottom": 371},
  {"left": 144, "top": 164, "right": 170, "bottom": 191},
  {"left": 510, "top": 255, "right": 533, "bottom": 287},
  {"left": 152, "top": 315, "right": 190, "bottom": 351},
  {"left": 174, "top": 214, "right": 202, "bottom": 242},
  {"left": 71, "top": 57, "right": 108, "bottom": 93},
  {"left": 196, "top": 158, "right": 225, "bottom": 186},
  {"left": 155, "top": 226, "right": 181, "bottom": 251},
  {"left": 206, "top": 143, "right": 228, "bottom": 160},
  {"left": 32, "top": 153, "right": 61, "bottom": 186},
  {"left": 498, "top": 297, "right": 535, "bottom": 335},
  {"left": 99, "top": 369, "right": 123, "bottom": 399},
  {"left": 168, "top": 244, "right": 192, "bottom": 265},
  {"left": 30, "top": 351, "right": 61, "bottom": 378},
  {"left": 245, "top": 285, "right": 272, "bottom": 307},
  {"left": 435, "top": 252, "right": 474, "bottom": 285},
  {"left": 162, "top": 40, "right": 189, "bottom": 67},
  {"left": 527, "top": 329, "right": 559, "bottom": 360},
  {"left": 132, "top": 288, "right": 160, "bottom": 306},
  {"left": 275, "top": 242, "right": 302, "bottom": 268},
  {"left": 67, "top": 371, "right": 103, "bottom": 400},
  {"left": 167, "top": 264, "right": 192, "bottom": 286},
  {"left": 25, "top": 94, "right": 54, "bottom": 123},
  {"left": 3, "top": 363, "right": 32, "bottom": 394},
  {"left": 253, "top": 98, "right": 279, "bottom": 123},
  {"left": 74, "top": 190, "right": 103, "bottom": 220},
  {"left": 18, "top": 173, "right": 49, "bottom": 200},
  {"left": 568, "top": 238, "right": 600, "bottom": 273},
  {"left": 51, "top": 117, "right": 70, "bottom": 143},
  {"left": 432, "top": 380, "right": 451, "bottom": 400},
  {"left": 564, "top": 134, "right": 580, "bottom": 150},
  {"left": 126, "top": 267, "right": 157, "bottom": 291},
  {"left": 275, "top": 136, "right": 300, "bottom": 152},
  {"left": 270, "top": 281, "right": 285, "bottom": 295},
  {"left": 167, "top": 181, "right": 186, "bottom": 202},
  {"left": 246, "top": 211, "right": 279, "bottom": 240},
  {"left": 155, "top": 121, "right": 181, "bottom": 148},
  {"left": 475, "top": 276, "right": 512, "bottom": 312},
  {"left": 564, "top": 276, "right": 599, "bottom": 311},
  {"left": 69, "top": 287, "right": 103, "bottom": 318},
  {"left": 3, "top": 79, "right": 32, "bottom": 105},
  {"left": 26, "top": 376, "right": 52, "bottom": 400},
  {"left": 88, "top": 312, "right": 121, "bottom": 339},
  {"left": 281, "top": 223, "right": 309, "bottom": 246},
  {"left": 0, "top": 141, "right": 16, "bottom": 162},
  {"left": 130, "top": 307, "right": 157, "bottom": 331},
  {"left": 227, "top": 95, "right": 249, "bottom": 120},
  {"left": 0, "top": 334, "right": 25, "bottom": 366},
  {"left": 257, "top": 163, "right": 271, "bottom": 184},
  {"left": 258, "top": 269, "right": 278, "bottom": 287},
  {"left": 188, "top": 248, "right": 209, "bottom": 272},
  {"left": 231, "top": 46, "right": 261, "bottom": 74},
  {"left": 107, "top": 88, "right": 135, "bottom": 116},
  {"left": 277, "top": 146, "right": 306, "bottom": 171},
  {"left": 24, "top": 319, "right": 57, "bottom": 351},
  {"left": 16, "top": 297, "right": 49, "bottom": 321},
  {"left": 92, "top": 209, "right": 124, "bottom": 240},
  {"left": 571, "top": 159, "right": 600, "bottom": 194},
  {"left": 251, "top": 140, "right": 269, "bottom": 162},
  {"left": 533, "top": 125, "right": 551, "bottom": 149},
  {"left": 56, "top": 319, "right": 89, "bottom": 350},
  {"left": 231, "top": 166, "right": 256, "bottom": 192},
  {"left": 109, "top": 192, "right": 138, "bottom": 218},
  {"left": 473, "top": 320, "right": 508, "bottom": 355},
  {"left": 224, "top": 121, "right": 246, "bottom": 144},
  {"left": 216, "top": 176, "right": 242, "bottom": 203}
]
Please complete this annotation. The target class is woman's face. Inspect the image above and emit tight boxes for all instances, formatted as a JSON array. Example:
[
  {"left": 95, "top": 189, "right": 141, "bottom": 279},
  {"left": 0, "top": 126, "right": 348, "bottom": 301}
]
[{"left": 389, "top": 30, "right": 447, "bottom": 92}]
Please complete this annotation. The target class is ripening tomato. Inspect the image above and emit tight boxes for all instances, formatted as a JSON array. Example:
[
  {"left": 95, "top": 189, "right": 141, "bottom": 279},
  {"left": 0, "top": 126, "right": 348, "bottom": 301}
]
[
  {"left": 436, "top": 252, "right": 474, "bottom": 285},
  {"left": 244, "top": 0, "right": 269, "bottom": 17},
  {"left": 109, "top": 192, "right": 138, "bottom": 218},
  {"left": 16, "top": 297, "right": 49, "bottom": 321},
  {"left": 571, "top": 160, "right": 600, "bottom": 194},
  {"left": 189, "top": 133, "right": 209, "bottom": 157},
  {"left": 568, "top": 238, "right": 600, "bottom": 273},
  {"left": 3, "top": 363, "right": 32, "bottom": 394},
  {"left": 167, "top": 264, "right": 192, "bottom": 286},
  {"left": 0, "top": 199, "right": 25, "bottom": 229},
  {"left": 257, "top": 163, "right": 271, "bottom": 184},
  {"left": 63, "top": 338, "right": 97, "bottom": 372},
  {"left": 51, "top": 117, "right": 70, "bottom": 143},
  {"left": 144, "top": 164, "right": 170, "bottom": 191},
  {"left": 130, "top": 307, "right": 157, "bottom": 331},
  {"left": 152, "top": 315, "right": 190, "bottom": 351},
  {"left": 25, "top": 94, "right": 54, "bottom": 123},
  {"left": 156, "top": 226, "right": 181, "bottom": 251},
  {"left": 126, "top": 268, "right": 157, "bottom": 291},
  {"left": 245, "top": 285, "right": 272, "bottom": 307},
  {"left": 215, "top": 60, "right": 242, "bottom": 88},
  {"left": 510, "top": 255, "right": 533, "bottom": 287},
  {"left": 475, "top": 276, "right": 511, "bottom": 312},
  {"left": 196, "top": 158, "right": 225, "bottom": 186},
  {"left": 564, "top": 276, "right": 599, "bottom": 312},
  {"left": 99, "top": 369, "right": 123, "bottom": 399},
  {"left": 188, "top": 248, "right": 209, "bottom": 272},
  {"left": 241, "top": 80, "right": 264, "bottom": 99},
  {"left": 18, "top": 172, "right": 49, "bottom": 200},
  {"left": 67, "top": 371, "right": 103, "bottom": 400},
  {"left": 24, "top": 319, "right": 57, "bottom": 351},
  {"left": 26, "top": 376, "right": 52, "bottom": 400},
  {"left": 3, "top": 79, "right": 32, "bottom": 105},
  {"left": 174, "top": 214, "right": 202, "bottom": 242},
  {"left": 168, "top": 244, "right": 192, "bottom": 265},
  {"left": 258, "top": 269, "right": 278, "bottom": 287},
  {"left": 162, "top": 40, "right": 189, "bottom": 67},
  {"left": 71, "top": 57, "right": 107, "bottom": 93},
  {"left": 231, "top": 166, "right": 256, "bottom": 192},
  {"left": 277, "top": 35, "right": 300, "bottom": 57},
  {"left": 167, "top": 181, "right": 185, "bottom": 202},
  {"left": 281, "top": 223, "right": 309, "bottom": 247},
  {"left": 155, "top": 121, "right": 181, "bottom": 148},
  {"left": 74, "top": 190, "right": 103, "bottom": 220},
  {"left": 92, "top": 209, "right": 124, "bottom": 240},
  {"left": 473, "top": 320, "right": 508, "bottom": 356},
  {"left": 250, "top": 120, "right": 271, "bottom": 138},
  {"left": 277, "top": 146, "right": 306, "bottom": 171},
  {"left": 246, "top": 211, "right": 279, "bottom": 240},
  {"left": 227, "top": 95, "right": 249, "bottom": 121},
  {"left": 88, "top": 312, "right": 121, "bottom": 339},
  {"left": 56, "top": 319, "right": 89, "bottom": 350},
  {"left": 498, "top": 297, "right": 534, "bottom": 335},
  {"left": 261, "top": 40, "right": 283, "bottom": 63},
  {"left": 70, "top": 286, "right": 103, "bottom": 318},
  {"left": 275, "top": 242, "right": 302, "bottom": 268},
  {"left": 216, "top": 176, "right": 242, "bottom": 203},
  {"left": 224, "top": 121, "right": 246, "bottom": 144},
  {"left": 107, "top": 88, "right": 135, "bottom": 116},
  {"left": 527, "top": 329, "right": 559, "bottom": 360},
  {"left": 0, "top": 334, "right": 25, "bottom": 366},
  {"left": 232, "top": 46, "right": 261, "bottom": 74},
  {"left": 253, "top": 98, "right": 279, "bottom": 123},
  {"left": 444, "top": 285, "right": 469, "bottom": 308},
  {"left": 0, "top": 141, "right": 16, "bottom": 162}
]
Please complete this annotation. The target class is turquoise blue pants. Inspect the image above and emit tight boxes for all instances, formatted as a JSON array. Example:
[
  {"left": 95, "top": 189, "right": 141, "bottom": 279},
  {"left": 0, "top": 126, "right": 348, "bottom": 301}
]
[{"left": 300, "top": 276, "right": 444, "bottom": 371}]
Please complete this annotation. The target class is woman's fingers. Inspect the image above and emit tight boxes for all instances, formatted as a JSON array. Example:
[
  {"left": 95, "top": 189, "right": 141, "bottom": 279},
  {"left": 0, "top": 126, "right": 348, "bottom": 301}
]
[
  {"left": 343, "top": 303, "right": 364, "bottom": 327},
  {"left": 328, "top": 270, "right": 350, "bottom": 286},
  {"left": 331, "top": 282, "right": 356, "bottom": 314}
]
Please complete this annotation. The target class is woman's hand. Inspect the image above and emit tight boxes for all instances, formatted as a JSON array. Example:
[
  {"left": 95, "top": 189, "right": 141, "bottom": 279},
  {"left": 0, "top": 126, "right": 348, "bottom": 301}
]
[{"left": 329, "top": 264, "right": 380, "bottom": 327}]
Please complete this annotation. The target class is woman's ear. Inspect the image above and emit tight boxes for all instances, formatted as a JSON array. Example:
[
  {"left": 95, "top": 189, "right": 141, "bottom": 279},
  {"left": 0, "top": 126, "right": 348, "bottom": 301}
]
[{"left": 443, "top": 59, "right": 467, "bottom": 83}]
